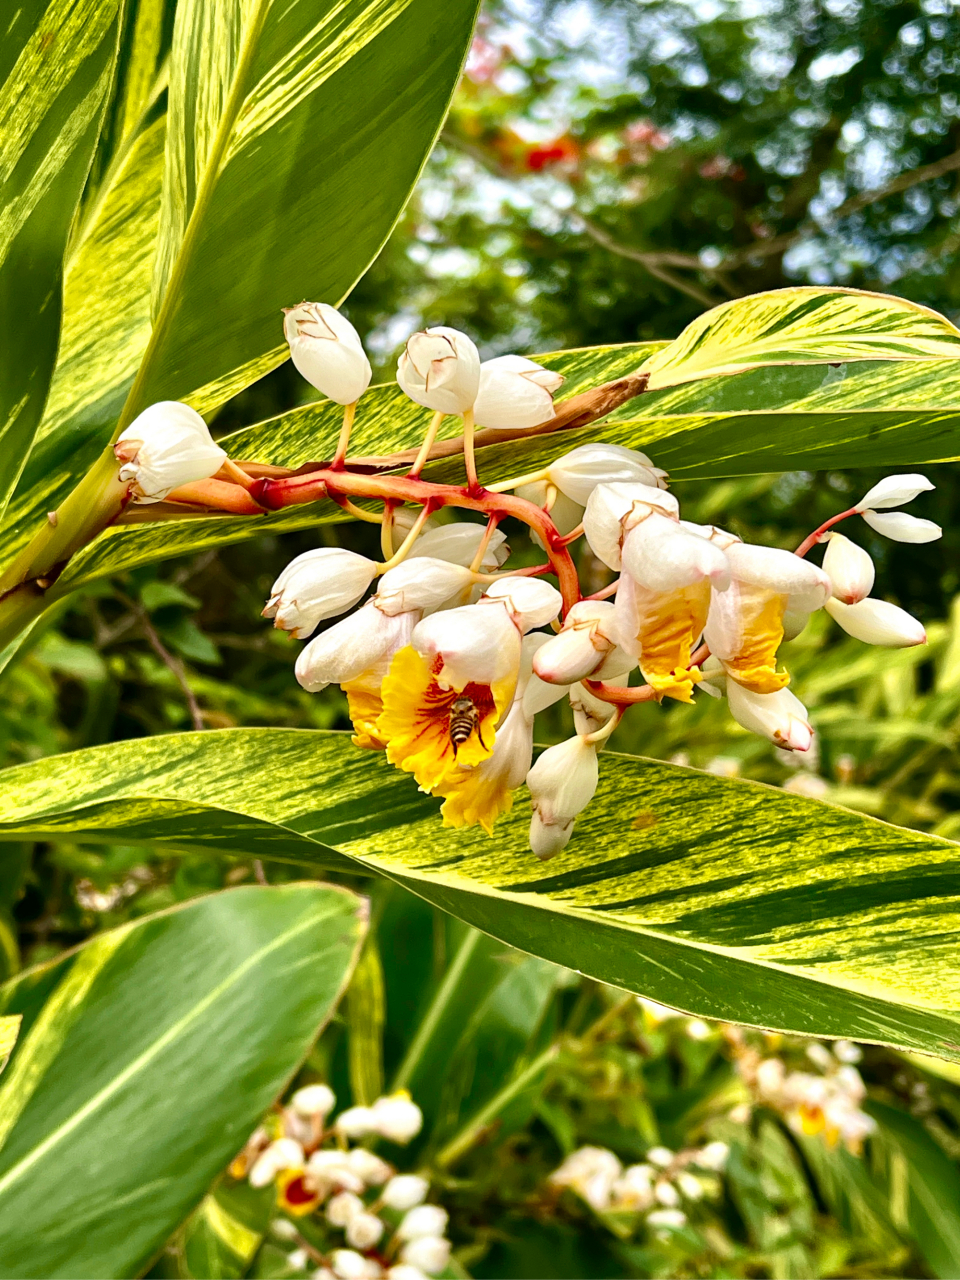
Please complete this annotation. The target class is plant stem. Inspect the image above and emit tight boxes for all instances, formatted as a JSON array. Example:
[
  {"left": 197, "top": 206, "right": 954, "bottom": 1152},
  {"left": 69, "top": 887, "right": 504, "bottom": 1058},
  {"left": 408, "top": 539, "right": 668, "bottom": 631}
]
[
  {"left": 377, "top": 503, "right": 434, "bottom": 572},
  {"left": 461, "top": 407, "right": 479, "bottom": 493},
  {"left": 434, "top": 1046, "right": 558, "bottom": 1169},
  {"left": 469, "top": 515, "right": 500, "bottom": 573},
  {"left": 408, "top": 411, "right": 445, "bottom": 478},
  {"left": 795, "top": 506, "right": 858, "bottom": 558},
  {"left": 392, "top": 928, "right": 483, "bottom": 1093},
  {"left": 252, "top": 468, "right": 580, "bottom": 610},
  {"left": 330, "top": 401, "right": 358, "bottom": 469}
]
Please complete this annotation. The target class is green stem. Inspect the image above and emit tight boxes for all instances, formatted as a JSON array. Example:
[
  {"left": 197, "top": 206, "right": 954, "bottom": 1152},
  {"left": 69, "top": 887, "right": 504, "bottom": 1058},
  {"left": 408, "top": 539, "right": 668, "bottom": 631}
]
[
  {"left": 391, "top": 928, "right": 482, "bottom": 1093},
  {"left": 0, "top": 450, "right": 128, "bottom": 597},
  {"left": 434, "top": 1046, "right": 558, "bottom": 1169}
]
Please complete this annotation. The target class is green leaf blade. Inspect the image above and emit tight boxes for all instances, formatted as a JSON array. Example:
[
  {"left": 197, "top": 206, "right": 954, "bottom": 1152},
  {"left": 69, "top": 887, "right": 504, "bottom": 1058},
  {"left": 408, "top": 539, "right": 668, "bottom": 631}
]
[
  {"left": 0, "top": 882, "right": 365, "bottom": 1279},
  {"left": 2, "top": 730, "right": 960, "bottom": 1061}
]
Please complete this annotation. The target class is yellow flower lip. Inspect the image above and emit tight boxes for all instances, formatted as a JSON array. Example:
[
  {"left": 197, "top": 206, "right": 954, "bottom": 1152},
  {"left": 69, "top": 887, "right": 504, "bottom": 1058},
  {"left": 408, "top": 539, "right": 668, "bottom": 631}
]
[{"left": 377, "top": 646, "right": 515, "bottom": 791}]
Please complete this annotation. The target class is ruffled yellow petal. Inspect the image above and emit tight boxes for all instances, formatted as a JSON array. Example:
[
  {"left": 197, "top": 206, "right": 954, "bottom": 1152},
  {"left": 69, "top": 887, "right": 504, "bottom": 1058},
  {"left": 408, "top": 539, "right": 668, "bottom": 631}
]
[
  {"left": 631, "top": 581, "right": 711, "bottom": 704},
  {"left": 342, "top": 668, "right": 388, "bottom": 750},
  {"left": 724, "top": 590, "right": 790, "bottom": 694},
  {"left": 376, "top": 646, "right": 515, "bottom": 790},
  {"left": 434, "top": 764, "right": 515, "bottom": 836}
]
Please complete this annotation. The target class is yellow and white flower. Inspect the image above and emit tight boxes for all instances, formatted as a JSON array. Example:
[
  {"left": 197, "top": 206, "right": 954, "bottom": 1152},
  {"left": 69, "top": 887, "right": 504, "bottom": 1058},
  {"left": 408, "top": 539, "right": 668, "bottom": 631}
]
[
  {"left": 582, "top": 480, "right": 679, "bottom": 570},
  {"left": 704, "top": 543, "right": 830, "bottom": 694}
]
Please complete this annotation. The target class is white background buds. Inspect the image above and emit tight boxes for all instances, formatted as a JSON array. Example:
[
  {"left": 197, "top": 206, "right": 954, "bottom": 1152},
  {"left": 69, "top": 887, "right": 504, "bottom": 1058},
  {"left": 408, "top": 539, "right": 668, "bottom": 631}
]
[
  {"left": 382, "top": 1174, "right": 429, "bottom": 1210},
  {"left": 821, "top": 532, "right": 875, "bottom": 604},
  {"left": 283, "top": 302, "right": 372, "bottom": 404},
  {"left": 825, "top": 597, "right": 926, "bottom": 646},
  {"left": 399, "top": 1236, "right": 451, "bottom": 1275},
  {"left": 473, "top": 354, "right": 563, "bottom": 429},
  {"left": 370, "top": 1092, "right": 423, "bottom": 1142},
  {"left": 290, "top": 1083, "right": 336, "bottom": 1118},
  {"left": 856, "top": 473, "right": 934, "bottom": 510},
  {"left": 397, "top": 1204, "right": 449, "bottom": 1240},
  {"left": 397, "top": 326, "right": 481, "bottom": 415},
  {"left": 115, "top": 401, "right": 227, "bottom": 503},
  {"left": 548, "top": 443, "right": 667, "bottom": 505},
  {"left": 264, "top": 549, "right": 377, "bottom": 639}
]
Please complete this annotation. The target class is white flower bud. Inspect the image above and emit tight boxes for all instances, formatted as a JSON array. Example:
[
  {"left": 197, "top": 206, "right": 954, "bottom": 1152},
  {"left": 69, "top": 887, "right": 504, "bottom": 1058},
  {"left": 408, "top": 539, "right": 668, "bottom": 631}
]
[
  {"left": 833, "top": 1040, "right": 862, "bottom": 1064},
  {"left": 727, "top": 683, "right": 813, "bottom": 752},
  {"left": 346, "top": 1212, "right": 385, "bottom": 1250},
  {"left": 473, "top": 354, "right": 563, "bottom": 429},
  {"left": 825, "top": 596, "right": 926, "bottom": 647},
  {"left": 569, "top": 681, "right": 618, "bottom": 736},
  {"left": 413, "top": 602, "right": 521, "bottom": 689},
  {"left": 860, "top": 509, "right": 942, "bottom": 542},
  {"left": 344, "top": 1148, "right": 392, "bottom": 1187},
  {"left": 114, "top": 401, "right": 227, "bottom": 503},
  {"left": 370, "top": 1092, "right": 423, "bottom": 1143},
  {"left": 548, "top": 443, "right": 667, "bottom": 506},
  {"left": 265, "top": 549, "right": 377, "bottom": 639},
  {"left": 296, "top": 603, "right": 416, "bottom": 692},
  {"left": 646, "top": 1147, "right": 674, "bottom": 1168},
  {"left": 397, "top": 327, "right": 480, "bottom": 414},
  {"left": 697, "top": 1141, "right": 729, "bottom": 1171},
  {"left": 527, "top": 736, "right": 599, "bottom": 858},
  {"left": 382, "top": 1175, "right": 430, "bottom": 1211},
  {"left": 290, "top": 1083, "right": 336, "bottom": 1118},
  {"left": 387, "top": 1267, "right": 429, "bottom": 1280},
  {"left": 399, "top": 1238, "right": 450, "bottom": 1276},
  {"left": 334, "top": 1106, "right": 378, "bottom": 1138},
  {"left": 376, "top": 557, "right": 476, "bottom": 616},
  {"left": 583, "top": 482, "right": 679, "bottom": 570},
  {"left": 331, "top": 1250, "right": 375, "bottom": 1280},
  {"left": 283, "top": 303, "right": 372, "bottom": 405},
  {"left": 306, "top": 1150, "right": 365, "bottom": 1195},
  {"left": 532, "top": 600, "right": 631, "bottom": 684},
  {"left": 272, "top": 1218, "right": 300, "bottom": 1241},
  {"left": 822, "top": 532, "right": 874, "bottom": 604},
  {"left": 409, "top": 522, "right": 508, "bottom": 569},
  {"left": 397, "top": 1204, "right": 449, "bottom": 1241},
  {"left": 249, "top": 1138, "right": 305, "bottom": 1187},
  {"left": 288, "top": 1248, "right": 310, "bottom": 1270},
  {"left": 856, "top": 473, "right": 934, "bottom": 511},
  {"left": 482, "top": 577, "right": 562, "bottom": 632},
  {"left": 327, "top": 1191, "right": 365, "bottom": 1227},
  {"left": 654, "top": 1180, "right": 680, "bottom": 1207},
  {"left": 677, "top": 1172, "right": 705, "bottom": 1200},
  {"left": 647, "top": 1208, "right": 687, "bottom": 1230}
]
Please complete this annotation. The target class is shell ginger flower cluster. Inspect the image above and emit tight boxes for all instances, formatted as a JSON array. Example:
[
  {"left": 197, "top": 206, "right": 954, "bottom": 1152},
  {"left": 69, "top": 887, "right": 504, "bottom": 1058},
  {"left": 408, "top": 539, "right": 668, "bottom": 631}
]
[
  {"left": 253, "top": 312, "right": 940, "bottom": 859},
  {"left": 231, "top": 1084, "right": 451, "bottom": 1280},
  {"left": 107, "top": 305, "right": 940, "bottom": 860}
]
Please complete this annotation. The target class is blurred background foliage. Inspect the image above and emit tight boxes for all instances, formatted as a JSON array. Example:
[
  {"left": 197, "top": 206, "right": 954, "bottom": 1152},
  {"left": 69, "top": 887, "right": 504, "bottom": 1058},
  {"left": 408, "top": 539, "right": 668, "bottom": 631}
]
[{"left": 7, "top": 0, "right": 960, "bottom": 1275}]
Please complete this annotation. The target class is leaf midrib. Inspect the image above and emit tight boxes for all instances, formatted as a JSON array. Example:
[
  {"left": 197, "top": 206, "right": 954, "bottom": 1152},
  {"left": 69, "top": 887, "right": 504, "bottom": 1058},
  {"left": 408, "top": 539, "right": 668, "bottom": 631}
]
[
  {"left": 0, "top": 902, "right": 333, "bottom": 1193},
  {"left": 116, "top": 0, "right": 273, "bottom": 431}
]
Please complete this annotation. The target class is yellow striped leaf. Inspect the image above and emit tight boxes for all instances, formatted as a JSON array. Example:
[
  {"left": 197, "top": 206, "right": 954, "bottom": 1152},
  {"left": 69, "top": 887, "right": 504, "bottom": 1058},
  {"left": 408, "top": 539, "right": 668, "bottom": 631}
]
[
  {"left": 639, "top": 287, "right": 960, "bottom": 390},
  {"left": 123, "top": 0, "right": 481, "bottom": 420},
  {"left": 0, "top": 0, "right": 122, "bottom": 522},
  {"left": 0, "top": 883, "right": 364, "bottom": 1278},
  {"left": 1, "top": 729, "right": 959, "bottom": 1061}
]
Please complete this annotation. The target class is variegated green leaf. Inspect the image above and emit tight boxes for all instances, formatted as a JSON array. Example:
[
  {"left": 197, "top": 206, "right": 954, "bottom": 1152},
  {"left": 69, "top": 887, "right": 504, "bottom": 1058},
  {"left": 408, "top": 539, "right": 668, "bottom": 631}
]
[
  {"left": 0, "top": 118, "right": 168, "bottom": 574},
  {"left": 0, "top": 0, "right": 123, "bottom": 523},
  {"left": 0, "top": 883, "right": 364, "bottom": 1279},
  {"left": 638, "top": 287, "right": 960, "bottom": 390},
  {"left": 48, "top": 344, "right": 960, "bottom": 592},
  {"left": 1, "top": 730, "right": 960, "bottom": 1062},
  {"left": 121, "top": 0, "right": 481, "bottom": 422}
]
